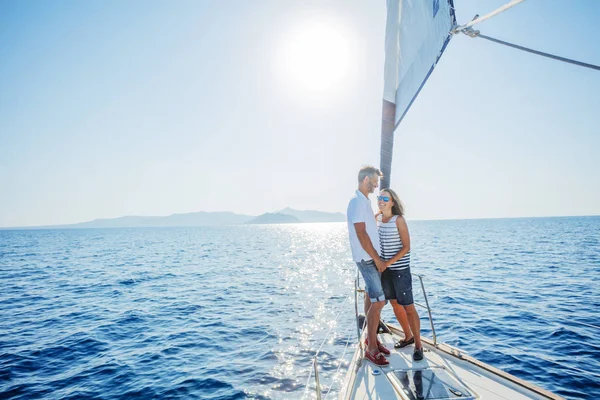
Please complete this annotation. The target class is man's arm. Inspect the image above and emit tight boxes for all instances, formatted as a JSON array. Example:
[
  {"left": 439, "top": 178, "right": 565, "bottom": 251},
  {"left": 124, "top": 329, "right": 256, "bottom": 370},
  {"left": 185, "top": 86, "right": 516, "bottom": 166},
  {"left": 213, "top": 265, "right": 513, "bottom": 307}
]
[{"left": 354, "top": 222, "right": 385, "bottom": 272}]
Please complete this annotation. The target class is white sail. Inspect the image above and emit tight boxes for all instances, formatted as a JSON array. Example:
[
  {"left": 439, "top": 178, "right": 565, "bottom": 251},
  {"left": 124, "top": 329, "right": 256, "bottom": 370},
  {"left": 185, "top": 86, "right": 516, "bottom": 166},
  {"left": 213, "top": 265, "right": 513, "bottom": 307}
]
[
  {"left": 379, "top": 0, "right": 455, "bottom": 188},
  {"left": 383, "top": 0, "right": 456, "bottom": 125}
]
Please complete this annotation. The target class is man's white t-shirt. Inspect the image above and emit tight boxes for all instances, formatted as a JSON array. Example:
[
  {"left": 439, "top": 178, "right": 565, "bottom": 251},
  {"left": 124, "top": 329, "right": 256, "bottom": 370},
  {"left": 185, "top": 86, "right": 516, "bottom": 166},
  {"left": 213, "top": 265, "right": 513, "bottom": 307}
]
[{"left": 346, "top": 190, "right": 381, "bottom": 262}]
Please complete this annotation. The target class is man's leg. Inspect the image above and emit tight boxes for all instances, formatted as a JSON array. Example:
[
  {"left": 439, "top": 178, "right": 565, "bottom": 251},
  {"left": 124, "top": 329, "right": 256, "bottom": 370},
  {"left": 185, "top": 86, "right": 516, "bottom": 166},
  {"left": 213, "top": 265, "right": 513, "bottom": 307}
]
[
  {"left": 366, "top": 299, "right": 385, "bottom": 354},
  {"left": 362, "top": 296, "right": 371, "bottom": 339},
  {"left": 356, "top": 261, "right": 386, "bottom": 355},
  {"left": 390, "top": 299, "right": 412, "bottom": 340}
]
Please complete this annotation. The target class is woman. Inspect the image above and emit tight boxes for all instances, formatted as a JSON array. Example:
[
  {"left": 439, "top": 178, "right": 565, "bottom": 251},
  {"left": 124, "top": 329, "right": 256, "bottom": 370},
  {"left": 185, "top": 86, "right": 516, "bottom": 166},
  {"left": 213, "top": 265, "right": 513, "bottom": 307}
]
[{"left": 377, "top": 189, "right": 423, "bottom": 361}]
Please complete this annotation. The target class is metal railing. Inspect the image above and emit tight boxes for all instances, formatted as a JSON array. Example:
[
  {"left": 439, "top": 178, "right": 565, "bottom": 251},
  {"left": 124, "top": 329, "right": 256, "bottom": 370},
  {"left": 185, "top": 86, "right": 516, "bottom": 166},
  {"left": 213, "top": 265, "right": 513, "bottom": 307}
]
[
  {"left": 312, "top": 356, "right": 322, "bottom": 400},
  {"left": 353, "top": 271, "right": 438, "bottom": 346},
  {"left": 308, "top": 267, "right": 600, "bottom": 399},
  {"left": 306, "top": 270, "right": 439, "bottom": 399},
  {"left": 415, "top": 274, "right": 437, "bottom": 346}
]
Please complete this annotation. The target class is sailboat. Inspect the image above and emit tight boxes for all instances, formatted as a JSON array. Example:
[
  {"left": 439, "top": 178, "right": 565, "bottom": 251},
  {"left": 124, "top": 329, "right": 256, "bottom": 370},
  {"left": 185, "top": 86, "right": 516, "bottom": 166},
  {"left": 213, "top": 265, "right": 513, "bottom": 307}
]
[{"left": 304, "top": 1, "right": 599, "bottom": 399}]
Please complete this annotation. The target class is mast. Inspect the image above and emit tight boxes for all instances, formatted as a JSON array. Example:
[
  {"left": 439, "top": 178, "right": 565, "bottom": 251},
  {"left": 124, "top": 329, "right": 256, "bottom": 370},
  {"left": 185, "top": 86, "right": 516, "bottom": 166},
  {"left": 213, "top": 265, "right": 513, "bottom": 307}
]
[{"left": 379, "top": 100, "right": 396, "bottom": 190}]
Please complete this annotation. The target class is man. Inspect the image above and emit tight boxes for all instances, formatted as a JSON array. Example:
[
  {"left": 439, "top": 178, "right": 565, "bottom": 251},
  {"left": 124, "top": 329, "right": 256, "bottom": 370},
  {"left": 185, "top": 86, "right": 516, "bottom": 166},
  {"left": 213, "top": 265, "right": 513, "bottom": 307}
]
[{"left": 346, "top": 165, "right": 390, "bottom": 366}]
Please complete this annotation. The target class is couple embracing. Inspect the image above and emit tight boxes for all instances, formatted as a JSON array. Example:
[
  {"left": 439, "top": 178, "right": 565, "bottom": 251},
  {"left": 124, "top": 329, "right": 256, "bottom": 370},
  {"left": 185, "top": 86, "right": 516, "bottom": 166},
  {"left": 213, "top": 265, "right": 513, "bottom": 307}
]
[{"left": 346, "top": 165, "right": 422, "bottom": 366}]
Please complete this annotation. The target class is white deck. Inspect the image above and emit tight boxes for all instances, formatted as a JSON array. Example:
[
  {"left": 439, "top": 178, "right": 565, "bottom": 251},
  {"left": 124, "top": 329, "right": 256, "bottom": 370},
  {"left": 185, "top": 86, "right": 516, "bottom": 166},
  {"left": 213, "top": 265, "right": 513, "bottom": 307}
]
[{"left": 339, "top": 330, "right": 562, "bottom": 400}]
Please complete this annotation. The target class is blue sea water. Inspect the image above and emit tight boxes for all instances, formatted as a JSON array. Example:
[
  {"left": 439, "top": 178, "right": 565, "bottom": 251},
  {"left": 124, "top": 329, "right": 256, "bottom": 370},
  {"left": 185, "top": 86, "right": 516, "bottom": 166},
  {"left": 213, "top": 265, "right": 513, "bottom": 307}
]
[{"left": 1, "top": 216, "right": 599, "bottom": 400}]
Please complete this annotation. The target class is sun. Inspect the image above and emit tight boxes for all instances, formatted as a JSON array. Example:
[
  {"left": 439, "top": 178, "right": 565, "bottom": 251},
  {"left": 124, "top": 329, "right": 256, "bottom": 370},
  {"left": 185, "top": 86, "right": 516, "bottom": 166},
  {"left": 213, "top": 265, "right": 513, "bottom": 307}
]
[{"left": 281, "top": 21, "right": 351, "bottom": 93}]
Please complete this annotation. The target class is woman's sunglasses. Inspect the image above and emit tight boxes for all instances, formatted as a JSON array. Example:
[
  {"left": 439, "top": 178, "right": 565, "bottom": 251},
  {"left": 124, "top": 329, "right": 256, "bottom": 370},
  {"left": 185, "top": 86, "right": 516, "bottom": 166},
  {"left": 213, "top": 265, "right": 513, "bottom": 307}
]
[{"left": 377, "top": 196, "right": 390, "bottom": 202}]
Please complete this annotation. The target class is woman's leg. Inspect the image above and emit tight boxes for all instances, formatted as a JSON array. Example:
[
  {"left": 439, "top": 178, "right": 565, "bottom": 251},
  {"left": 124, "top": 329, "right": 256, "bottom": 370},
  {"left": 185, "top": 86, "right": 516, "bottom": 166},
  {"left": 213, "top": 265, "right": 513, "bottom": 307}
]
[
  {"left": 390, "top": 299, "right": 413, "bottom": 340},
  {"left": 404, "top": 304, "right": 421, "bottom": 350}
]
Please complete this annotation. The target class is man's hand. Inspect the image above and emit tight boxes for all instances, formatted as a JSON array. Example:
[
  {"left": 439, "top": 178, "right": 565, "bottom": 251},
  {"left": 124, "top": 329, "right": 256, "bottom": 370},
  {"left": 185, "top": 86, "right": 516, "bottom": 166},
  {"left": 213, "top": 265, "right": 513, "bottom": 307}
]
[{"left": 374, "top": 257, "right": 387, "bottom": 273}]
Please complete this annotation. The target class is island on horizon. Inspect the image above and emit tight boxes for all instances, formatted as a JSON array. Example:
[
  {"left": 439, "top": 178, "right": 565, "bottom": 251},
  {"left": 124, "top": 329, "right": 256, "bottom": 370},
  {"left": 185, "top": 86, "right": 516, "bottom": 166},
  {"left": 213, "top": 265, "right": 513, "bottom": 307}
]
[{"left": 2, "top": 207, "right": 346, "bottom": 230}]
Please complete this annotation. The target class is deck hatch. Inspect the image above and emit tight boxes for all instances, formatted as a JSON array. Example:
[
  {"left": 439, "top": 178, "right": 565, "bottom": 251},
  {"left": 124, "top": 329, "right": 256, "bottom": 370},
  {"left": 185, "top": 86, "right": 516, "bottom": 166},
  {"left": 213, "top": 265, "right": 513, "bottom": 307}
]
[{"left": 391, "top": 366, "right": 476, "bottom": 400}]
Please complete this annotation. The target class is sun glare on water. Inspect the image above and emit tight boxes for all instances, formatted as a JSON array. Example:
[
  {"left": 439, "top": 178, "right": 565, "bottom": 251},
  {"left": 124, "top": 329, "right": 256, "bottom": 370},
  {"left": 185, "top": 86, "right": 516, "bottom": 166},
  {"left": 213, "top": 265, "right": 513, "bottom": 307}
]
[{"left": 280, "top": 21, "right": 351, "bottom": 94}]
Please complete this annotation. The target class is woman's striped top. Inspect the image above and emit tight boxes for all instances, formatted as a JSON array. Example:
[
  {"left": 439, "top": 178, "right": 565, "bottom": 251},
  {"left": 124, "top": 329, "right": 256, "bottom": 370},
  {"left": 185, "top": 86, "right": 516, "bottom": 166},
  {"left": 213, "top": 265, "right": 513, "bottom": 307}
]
[{"left": 377, "top": 215, "right": 410, "bottom": 270}]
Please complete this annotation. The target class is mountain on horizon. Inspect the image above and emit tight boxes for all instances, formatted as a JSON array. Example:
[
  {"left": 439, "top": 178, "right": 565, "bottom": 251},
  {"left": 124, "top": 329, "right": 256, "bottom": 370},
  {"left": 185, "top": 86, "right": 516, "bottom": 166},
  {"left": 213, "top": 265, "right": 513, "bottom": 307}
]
[
  {"left": 70, "top": 211, "right": 255, "bottom": 228},
  {"left": 278, "top": 207, "right": 345, "bottom": 223},
  {"left": 2, "top": 208, "right": 345, "bottom": 230},
  {"left": 246, "top": 213, "right": 301, "bottom": 224}
]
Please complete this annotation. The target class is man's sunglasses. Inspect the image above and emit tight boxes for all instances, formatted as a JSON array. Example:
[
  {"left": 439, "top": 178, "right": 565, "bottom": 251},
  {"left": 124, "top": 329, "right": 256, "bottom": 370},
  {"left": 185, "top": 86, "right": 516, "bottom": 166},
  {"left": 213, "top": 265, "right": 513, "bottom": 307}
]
[{"left": 377, "top": 196, "right": 390, "bottom": 202}]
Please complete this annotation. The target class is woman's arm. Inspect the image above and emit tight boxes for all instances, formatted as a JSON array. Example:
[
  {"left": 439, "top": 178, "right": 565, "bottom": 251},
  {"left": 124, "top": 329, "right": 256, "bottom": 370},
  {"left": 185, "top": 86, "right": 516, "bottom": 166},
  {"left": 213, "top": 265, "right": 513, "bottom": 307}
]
[{"left": 385, "top": 216, "right": 411, "bottom": 266}]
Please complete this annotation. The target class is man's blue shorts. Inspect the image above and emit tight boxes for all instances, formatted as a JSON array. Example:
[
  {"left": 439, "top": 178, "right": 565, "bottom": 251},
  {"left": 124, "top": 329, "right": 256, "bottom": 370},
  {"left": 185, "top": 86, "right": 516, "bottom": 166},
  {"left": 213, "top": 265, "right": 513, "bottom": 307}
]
[{"left": 356, "top": 259, "right": 386, "bottom": 302}]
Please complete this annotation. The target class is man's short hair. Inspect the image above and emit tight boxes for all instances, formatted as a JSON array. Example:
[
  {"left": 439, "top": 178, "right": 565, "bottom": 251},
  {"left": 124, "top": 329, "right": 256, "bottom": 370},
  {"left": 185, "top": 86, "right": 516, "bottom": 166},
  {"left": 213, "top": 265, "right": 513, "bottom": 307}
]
[{"left": 358, "top": 165, "right": 383, "bottom": 183}]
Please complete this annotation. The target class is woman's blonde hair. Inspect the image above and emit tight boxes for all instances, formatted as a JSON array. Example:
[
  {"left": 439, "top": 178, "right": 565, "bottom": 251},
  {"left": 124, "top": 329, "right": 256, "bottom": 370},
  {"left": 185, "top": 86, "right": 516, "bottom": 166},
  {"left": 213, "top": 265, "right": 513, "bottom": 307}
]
[{"left": 381, "top": 188, "right": 404, "bottom": 217}]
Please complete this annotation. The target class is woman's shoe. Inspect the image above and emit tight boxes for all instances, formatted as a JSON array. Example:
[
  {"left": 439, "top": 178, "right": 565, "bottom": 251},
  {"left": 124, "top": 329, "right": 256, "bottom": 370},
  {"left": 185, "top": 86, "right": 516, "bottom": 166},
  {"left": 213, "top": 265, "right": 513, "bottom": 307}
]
[
  {"left": 413, "top": 347, "right": 424, "bottom": 361},
  {"left": 394, "top": 337, "right": 414, "bottom": 348}
]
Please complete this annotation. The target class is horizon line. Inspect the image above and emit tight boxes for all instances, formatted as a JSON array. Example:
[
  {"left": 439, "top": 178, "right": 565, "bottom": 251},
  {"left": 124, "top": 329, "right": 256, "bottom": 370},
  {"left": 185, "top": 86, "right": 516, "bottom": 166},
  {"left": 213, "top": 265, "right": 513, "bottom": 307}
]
[{"left": 1, "top": 212, "right": 599, "bottom": 231}]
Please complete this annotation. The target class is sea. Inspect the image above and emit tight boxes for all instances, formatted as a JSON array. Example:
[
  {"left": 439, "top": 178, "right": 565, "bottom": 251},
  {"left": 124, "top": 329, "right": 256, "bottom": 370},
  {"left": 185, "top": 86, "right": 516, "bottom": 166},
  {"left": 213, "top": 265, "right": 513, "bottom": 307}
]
[{"left": 1, "top": 216, "right": 599, "bottom": 400}]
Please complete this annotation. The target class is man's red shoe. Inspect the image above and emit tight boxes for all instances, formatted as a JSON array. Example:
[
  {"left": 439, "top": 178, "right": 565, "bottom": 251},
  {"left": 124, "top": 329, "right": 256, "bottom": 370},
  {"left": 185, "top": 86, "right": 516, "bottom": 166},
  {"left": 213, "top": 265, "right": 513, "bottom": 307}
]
[
  {"left": 364, "top": 349, "right": 390, "bottom": 366},
  {"left": 365, "top": 338, "right": 390, "bottom": 355}
]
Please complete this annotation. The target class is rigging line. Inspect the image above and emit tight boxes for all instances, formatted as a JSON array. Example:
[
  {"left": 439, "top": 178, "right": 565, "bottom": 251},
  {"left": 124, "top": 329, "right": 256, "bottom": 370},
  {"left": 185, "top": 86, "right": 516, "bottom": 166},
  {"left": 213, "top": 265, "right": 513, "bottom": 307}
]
[
  {"left": 323, "top": 331, "right": 354, "bottom": 400},
  {"left": 423, "top": 275, "right": 600, "bottom": 332},
  {"left": 303, "top": 296, "right": 353, "bottom": 398},
  {"left": 458, "top": 325, "right": 600, "bottom": 380},
  {"left": 301, "top": 367, "right": 314, "bottom": 400},
  {"left": 315, "top": 295, "right": 352, "bottom": 357},
  {"left": 301, "top": 294, "right": 353, "bottom": 396},
  {"left": 466, "top": 30, "right": 600, "bottom": 71},
  {"left": 288, "top": 293, "right": 353, "bottom": 356},
  {"left": 443, "top": 312, "right": 600, "bottom": 354},
  {"left": 452, "top": 0, "right": 526, "bottom": 33}
]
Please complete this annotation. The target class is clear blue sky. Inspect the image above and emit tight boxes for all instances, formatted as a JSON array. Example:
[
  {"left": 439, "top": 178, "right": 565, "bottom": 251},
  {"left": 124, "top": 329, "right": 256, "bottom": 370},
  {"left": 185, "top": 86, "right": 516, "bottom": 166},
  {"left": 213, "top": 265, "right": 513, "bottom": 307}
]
[{"left": 1, "top": 0, "right": 599, "bottom": 227}]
